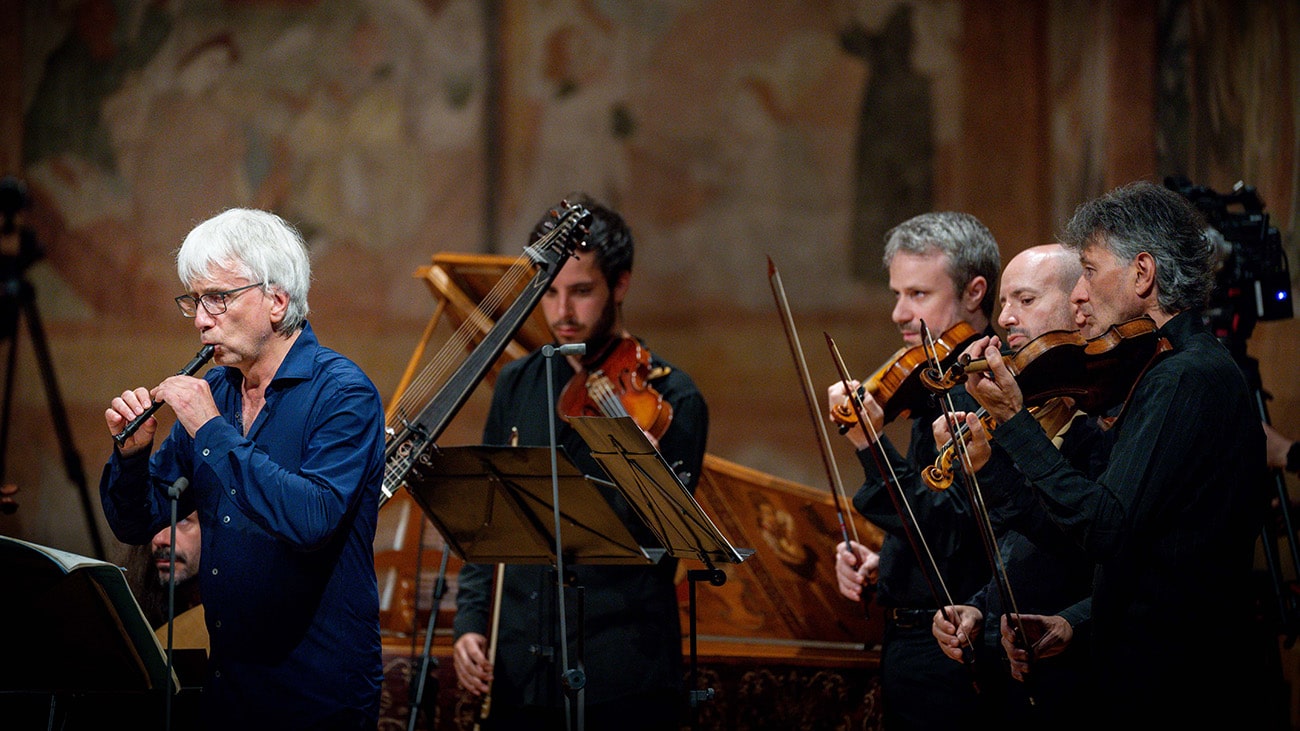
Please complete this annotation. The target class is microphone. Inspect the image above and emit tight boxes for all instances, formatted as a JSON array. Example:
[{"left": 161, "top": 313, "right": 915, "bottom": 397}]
[
  {"left": 542, "top": 343, "right": 586, "bottom": 358},
  {"left": 167, "top": 476, "right": 189, "bottom": 500}
]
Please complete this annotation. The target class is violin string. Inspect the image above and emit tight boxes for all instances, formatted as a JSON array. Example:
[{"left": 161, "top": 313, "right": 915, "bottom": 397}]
[{"left": 589, "top": 376, "right": 630, "bottom": 418}]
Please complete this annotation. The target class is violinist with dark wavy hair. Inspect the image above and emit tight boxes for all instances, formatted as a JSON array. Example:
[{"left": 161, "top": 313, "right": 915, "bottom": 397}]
[
  {"left": 452, "top": 196, "right": 708, "bottom": 730},
  {"left": 952, "top": 182, "right": 1277, "bottom": 726}
]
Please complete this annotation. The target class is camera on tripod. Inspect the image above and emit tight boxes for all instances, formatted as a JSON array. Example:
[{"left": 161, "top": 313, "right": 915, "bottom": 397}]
[
  {"left": 0, "top": 177, "right": 46, "bottom": 343},
  {"left": 1165, "top": 175, "right": 1294, "bottom": 342}
]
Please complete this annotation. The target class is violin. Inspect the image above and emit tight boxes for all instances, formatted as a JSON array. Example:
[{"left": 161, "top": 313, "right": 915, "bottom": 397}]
[
  {"left": 831, "top": 321, "right": 980, "bottom": 428},
  {"left": 557, "top": 334, "right": 673, "bottom": 440},
  {"left": 920, "top": 316, "right": 1172, "bottom": 416},
  {"left": 922, "top": 398, "right": 1076, "bottom": 490}
]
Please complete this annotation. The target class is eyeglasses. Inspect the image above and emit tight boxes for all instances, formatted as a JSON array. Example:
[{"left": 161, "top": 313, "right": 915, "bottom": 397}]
[{"left": 175, "top": 282, "right": 265, "bottom": 318}]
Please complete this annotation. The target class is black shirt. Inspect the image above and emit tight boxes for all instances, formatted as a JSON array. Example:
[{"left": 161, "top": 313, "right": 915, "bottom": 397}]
[
  {"left": 992, "top": 311, "right": 1270, "bottom": 722},
  {"left": 851, "top": 386, "right": 1009, "bottom": 610},
  {"left": 453, "top": 342, "right": 708, "bottom": 709}
]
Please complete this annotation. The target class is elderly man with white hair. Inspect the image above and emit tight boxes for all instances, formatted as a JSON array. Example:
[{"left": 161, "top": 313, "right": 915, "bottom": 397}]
[{"left": 101, "top": 208, "right": 385, "bottom": 730}]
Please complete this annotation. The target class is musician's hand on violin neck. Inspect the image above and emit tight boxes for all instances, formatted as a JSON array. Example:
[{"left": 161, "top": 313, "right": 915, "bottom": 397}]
[
  {"left": 826, "top": 379, "right": 859, "bottom": 417},
  {"left": 826, "top": 378, "right": 883, "bottom": 450},
  {"left": 931, "top": 411, "right": 992, "bottom": 474},
  {"left": 962, "top": 337, "right": 1024, "bottom": 422},
  {"left": 640, "top": 425, "right": 660, "bottom": 450}
]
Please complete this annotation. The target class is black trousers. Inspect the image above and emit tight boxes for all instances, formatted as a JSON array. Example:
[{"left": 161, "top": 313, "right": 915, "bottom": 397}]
[{"left": 880, "top": 621, "right": 981, "bottom": 730}]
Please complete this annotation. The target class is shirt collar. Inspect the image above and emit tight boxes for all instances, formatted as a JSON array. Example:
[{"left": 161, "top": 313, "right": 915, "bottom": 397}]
[
  {"left": 220, "top": 321, "right": 318, "bottom": 389},
  {"left": 1156, "top": 309, "right": 1203, "bottom": 348}
]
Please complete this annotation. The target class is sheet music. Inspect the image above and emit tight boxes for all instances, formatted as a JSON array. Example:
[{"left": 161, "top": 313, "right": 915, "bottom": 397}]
[
  {"left": 568, "top": 416, "right": 752, "bottom": 566},
  {"left": 404, "top": 445, "right": 659, "bottom": 565}
]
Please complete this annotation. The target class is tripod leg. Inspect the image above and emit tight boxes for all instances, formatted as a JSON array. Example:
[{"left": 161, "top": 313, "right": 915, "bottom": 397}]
[
  {"left": 0, "top": 317, "right": 19, "bottom": 496},
  {"left": 1242, "top": 355, "right": 1300, "bottom": 640},
  {"left": 19, "top": 286, "right": 104, "bottom": 558}
]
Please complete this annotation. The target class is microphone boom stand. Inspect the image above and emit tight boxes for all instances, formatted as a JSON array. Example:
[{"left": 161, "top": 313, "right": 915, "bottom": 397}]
[
  {"left": 164, "top": 476, "right": 189, "bottom": 731},
  {"left": 406, "top": 542, "right": 452, "bottom": 731},
  {"left": 544, "top": 342, "right": 587, "bottom": 731}
]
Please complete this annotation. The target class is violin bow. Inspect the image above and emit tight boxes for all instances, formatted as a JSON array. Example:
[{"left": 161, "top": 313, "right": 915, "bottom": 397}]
[
  {"left": 766, "top": 257, "right": 860, "bottom": 551},
  {"left": 918, "top": 321, "right": 1039, "bottom": 686},
  {"left": 823, "top": 332, "right": 978, "bottom": 663}
]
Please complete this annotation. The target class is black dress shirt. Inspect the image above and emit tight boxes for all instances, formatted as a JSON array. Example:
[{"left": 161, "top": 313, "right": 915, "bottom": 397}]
[
  {"left": 852, "top": 387, "right": 1011, "bottom": 611},
  {"left": 991, "top": 310, "right": 1271, "bottom": 724},
  {"left": 454, "top": 342, "right": 708, "bottom": 714}
]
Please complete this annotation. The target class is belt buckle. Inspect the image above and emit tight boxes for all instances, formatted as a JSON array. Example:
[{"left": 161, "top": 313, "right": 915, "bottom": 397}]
[{"left": 886, "top": 607, "right": 930, "bottom": 630}]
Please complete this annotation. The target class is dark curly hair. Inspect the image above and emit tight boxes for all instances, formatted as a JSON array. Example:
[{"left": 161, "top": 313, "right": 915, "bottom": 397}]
[
  {"left": 1062, "top": 181, "right": 1215, "bottom": 313},
  {"left": 530, "top": 194, "right": 634, "bottom": 291}
]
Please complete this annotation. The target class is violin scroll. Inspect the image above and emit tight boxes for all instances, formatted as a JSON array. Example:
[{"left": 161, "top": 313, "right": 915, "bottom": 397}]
[{"left": 921, "top": 398, "right": 1077, "bottom": 491}]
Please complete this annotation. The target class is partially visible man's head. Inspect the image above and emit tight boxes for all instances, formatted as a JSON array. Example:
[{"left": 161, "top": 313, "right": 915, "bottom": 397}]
[
  {"left": 151, "top": 511, "right": 201, "bottom": 584},
  {"left": 883, "top": 212, "right": 1001, "bottom": 345},
  {"left": 1062, "top": 182, "right": 1215, "bottom": 335},
  {"left": 998, "top": 244, "right": 1082, "bottom": 350},
  {"left": 533, "top": 197, "right": 634, "bottom": 348},
  {"left": 531, "top": 196, "right": 634, "bottom": 293}
]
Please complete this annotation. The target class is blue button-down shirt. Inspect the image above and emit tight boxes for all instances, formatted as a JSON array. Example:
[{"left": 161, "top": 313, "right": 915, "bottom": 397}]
[{"left": 101, "top": 322, "right": 385, "bottom": 729}]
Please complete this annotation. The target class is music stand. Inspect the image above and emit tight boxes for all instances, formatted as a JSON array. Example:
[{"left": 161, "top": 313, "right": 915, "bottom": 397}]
[
  {"left": 0, "top": 536, "right": 177, "bottom": 729},
  {"left": 568, "top": 416, "right": 753, "bottom": 567},
  {"left": 403, "top": 444, "right": 663, "bottom": 729},
  {"left": 567, "top": 415, "right": 753, "bottom": 724},
  {"left": 403, "top": 444, "right": 662, "bottom": 566}
]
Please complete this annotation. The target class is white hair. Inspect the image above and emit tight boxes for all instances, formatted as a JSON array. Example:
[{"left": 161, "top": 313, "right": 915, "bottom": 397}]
[{"left": 176, "top": 209, "right": 311, "bottom": 332}]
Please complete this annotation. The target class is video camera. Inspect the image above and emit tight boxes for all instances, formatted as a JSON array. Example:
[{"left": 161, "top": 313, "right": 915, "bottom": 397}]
[
  {"left": 0, "top": 176, "right": 43, "bottom": 273},
  {"left": 1165, "top": 175, "right": 1293, "bottom": 343}
]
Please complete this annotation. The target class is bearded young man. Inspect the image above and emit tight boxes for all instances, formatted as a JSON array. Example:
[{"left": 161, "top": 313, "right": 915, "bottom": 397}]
[{"left": 452, "top": 197, "right": 708, "bottom": 730}]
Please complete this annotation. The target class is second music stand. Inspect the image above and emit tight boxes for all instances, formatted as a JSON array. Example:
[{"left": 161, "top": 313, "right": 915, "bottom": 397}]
[
  {"left": 402, "top": 443, "right": 663, "bottom": 730},
  {"left": 567, "top": 415, "right": 753, "bottom": 722}
]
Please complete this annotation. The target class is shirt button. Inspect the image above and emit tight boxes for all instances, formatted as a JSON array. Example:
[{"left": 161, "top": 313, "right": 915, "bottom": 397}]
[
  {"left": 230, "top": 489, "right": 236, "bottom": 496},
  {"left": 214, "top": 620, "right": 222, "bottom": 629},
  {"left": 202, "top": 448, "right": 210, "bottom": 456},
  {"left": 214, "top": 670, "right": 221, "bottom": 679},
  {"left": 211, "top": 568, "right": 218, "bottom": 576},
  {"left": 222, "top": 515, "right": 231, "bottom": 524}
]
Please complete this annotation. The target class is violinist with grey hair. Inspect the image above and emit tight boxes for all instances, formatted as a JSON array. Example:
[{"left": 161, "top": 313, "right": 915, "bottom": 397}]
[{"left": 101, "top": 208, "right": 386, "bottom": 730}]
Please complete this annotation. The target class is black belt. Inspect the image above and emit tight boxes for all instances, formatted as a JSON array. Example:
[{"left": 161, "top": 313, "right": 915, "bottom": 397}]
[{"left": 883, "top": 607, "right": 936, "bottom": 630}]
